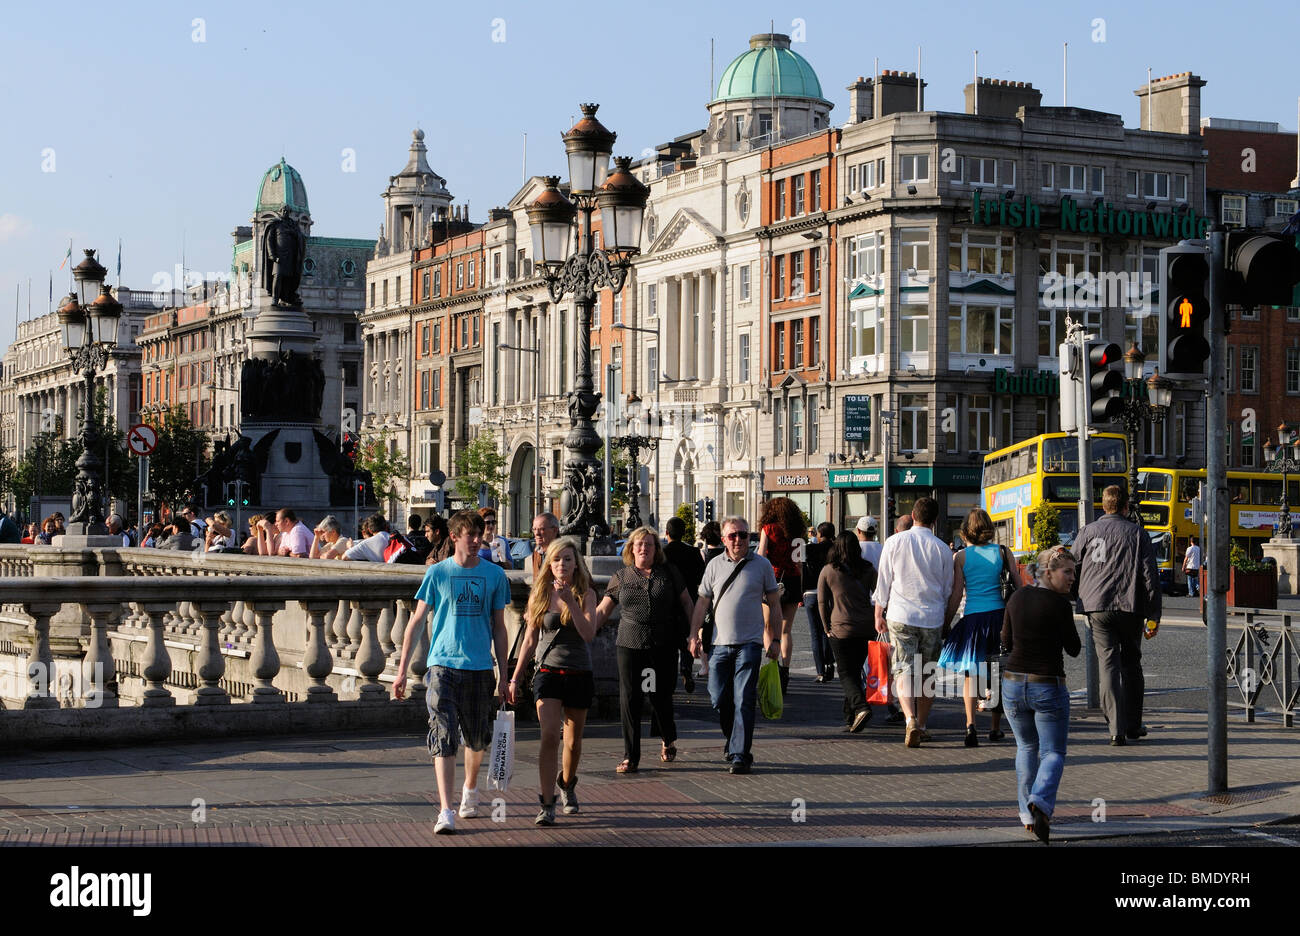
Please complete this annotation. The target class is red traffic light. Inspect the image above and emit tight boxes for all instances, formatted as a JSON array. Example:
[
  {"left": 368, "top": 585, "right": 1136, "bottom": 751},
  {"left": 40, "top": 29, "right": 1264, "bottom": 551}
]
[{"left": 1086, "top": 341, "right": 1124, "bottom": 424}]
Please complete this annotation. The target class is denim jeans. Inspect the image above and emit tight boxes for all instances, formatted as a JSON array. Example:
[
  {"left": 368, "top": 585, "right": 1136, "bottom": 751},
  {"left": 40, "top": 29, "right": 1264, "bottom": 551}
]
[
  {"left": 803, "top": 591, "right": 832, "bottom": 675},
  {"left": 1002, "top": 677, "right": 1070, "bottom": 825},
  {"left": 1186, "top": 572, "right": 1199, "bottom": 597},
  {"left": 708, "top": 642, "right": 763, "bottom": 764}
]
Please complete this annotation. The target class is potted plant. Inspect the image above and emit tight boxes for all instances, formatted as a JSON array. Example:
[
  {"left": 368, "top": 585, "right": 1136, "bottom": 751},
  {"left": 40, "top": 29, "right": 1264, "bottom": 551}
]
[{"left": 1200, "top": 544, "right": 1278, "bottom": 611}]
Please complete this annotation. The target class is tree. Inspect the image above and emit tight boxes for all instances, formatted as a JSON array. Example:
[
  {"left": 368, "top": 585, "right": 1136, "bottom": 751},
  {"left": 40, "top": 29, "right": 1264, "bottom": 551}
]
[
  {"left": 1031, "top": 498, "right": 1061, "bottom": 552},
  {"left": 148, "top": 407, "right": 211, "bottom": 512},
  {"left": 12, "top": 431, "right": 79, "bottom": 507},
  {"left": 454, "top": 428, "right": 507, "bottom": 506},
  {"left": 355, "top": 427, "right": 411, "bottom": 514},
  {"left": 675, "top": 502, "right": 696, "bottom": 544}
]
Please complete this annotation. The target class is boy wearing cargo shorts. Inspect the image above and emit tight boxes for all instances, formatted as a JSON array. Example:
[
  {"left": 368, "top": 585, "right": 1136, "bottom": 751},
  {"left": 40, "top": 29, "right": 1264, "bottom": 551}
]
[{"left": 394, "top": 509, "right": 510, "bottom": 835}]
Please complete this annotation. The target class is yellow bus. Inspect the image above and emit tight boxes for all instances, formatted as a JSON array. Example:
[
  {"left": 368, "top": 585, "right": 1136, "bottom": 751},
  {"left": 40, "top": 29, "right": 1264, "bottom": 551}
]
[
  {"left": 1136, "top": 467, "right": 1293, "bottom": 592},
  {"left": 981, "top": 431, "right": 1129, "bottom": 555}
]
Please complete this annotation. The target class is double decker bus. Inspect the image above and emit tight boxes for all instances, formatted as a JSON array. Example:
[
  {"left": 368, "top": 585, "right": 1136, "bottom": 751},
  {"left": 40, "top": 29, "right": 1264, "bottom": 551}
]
[
  {"left": 1136, "top": 467, "right": 1290, "bottom": 592},
  {"left": 981, "top": 431, "right": 1128, "bottom": 555}
]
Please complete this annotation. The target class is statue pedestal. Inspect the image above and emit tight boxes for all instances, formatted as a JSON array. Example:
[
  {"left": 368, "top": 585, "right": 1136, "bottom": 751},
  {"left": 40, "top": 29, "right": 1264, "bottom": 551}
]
[
  {"left": 242, "top": 422, "right": 332, "bottom": 518},
  {"left": 52, "top": 535, "right": 125, "bottom": 550},
  {"left": 1261, "top": 538, "right": 1300, "bottom": 595}
]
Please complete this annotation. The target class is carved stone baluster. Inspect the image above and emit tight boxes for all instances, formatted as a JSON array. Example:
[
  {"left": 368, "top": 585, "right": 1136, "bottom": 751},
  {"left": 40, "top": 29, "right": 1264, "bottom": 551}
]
[
  {"left": 342, "top": 604, "right": 362, "bottom": 659},
  {"left": 219, "top": 602, "right": 237, "bottom": 645},
  {"left": 354, "top": 601, "right": 389, "bottom": 703},
  {"left": 403, "top": 599, "right": 429, "bottom": 697},
  {"left": 22, "top": 602, "right": 63, "bottom": 710},
  {"left": 241, "top": 602, "right": 258, "bottom": 646},
  {"left": 330, "top": 599, "right": 350, "bottom": 650},
  {"left": 191, "top": 601, "right": 231, "bottom": 705},
  {"left": 247, "top": 601, "right": 286, "bottom": 703},
  {"left": 300, "top": 601, "right": 339, "bottom": 702},
  {"left": 137, "top": 601, "right": 177, "bottom": 707},
  {"left": 388, "top": 601, "right": 411, "bottom": 670},
  {"left": 376, "top": 606, "right": 395, "bottom": 655},
  {"left": 81, "top": 602, "right": 120, "bottom": 709}
]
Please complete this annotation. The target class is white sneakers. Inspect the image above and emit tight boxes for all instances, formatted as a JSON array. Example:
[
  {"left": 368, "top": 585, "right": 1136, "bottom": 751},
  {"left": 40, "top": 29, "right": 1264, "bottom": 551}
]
[
  {"left": 434, "top": 808, "right": 456, "bottom": 835},
  {"left": 458, "top": 786, "right": 480, "bottom": 819}
]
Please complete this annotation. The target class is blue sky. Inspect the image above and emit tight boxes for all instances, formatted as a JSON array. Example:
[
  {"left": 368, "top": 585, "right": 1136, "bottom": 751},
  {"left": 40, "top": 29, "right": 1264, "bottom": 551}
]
[{"left": 2, "top": 0, "right": 1297, "bottom": 353}]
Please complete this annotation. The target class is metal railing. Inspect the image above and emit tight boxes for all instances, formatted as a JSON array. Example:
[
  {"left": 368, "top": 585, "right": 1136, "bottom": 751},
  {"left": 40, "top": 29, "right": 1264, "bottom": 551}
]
[{"left": 1226, "top": 608, "right": 1297, "bottom": 726}]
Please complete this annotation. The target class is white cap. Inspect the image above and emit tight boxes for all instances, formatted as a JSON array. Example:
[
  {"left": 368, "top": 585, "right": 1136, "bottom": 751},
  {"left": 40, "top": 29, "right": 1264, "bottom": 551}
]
[{"left": 856, "top": 515, "right": 878, "bottom": 532}]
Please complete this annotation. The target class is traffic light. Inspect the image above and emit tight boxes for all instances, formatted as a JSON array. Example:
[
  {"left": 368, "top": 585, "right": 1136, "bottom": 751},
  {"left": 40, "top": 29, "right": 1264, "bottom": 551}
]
[
  {"left": 225, "top": 481, "right": 236, "bottom": 507},
  {"left": 1058, "top": 341, "right": 1080, "bottom": 433},
  {"left": 1224, "top": 231, "right": 1300, "bottom": 309},
  {"left": 1084, "top": 340, "right": 1123, "bottom": 426},
  {"left": 695, "top": 498, "right": 705, "bottom": 523},
  {"left": 704, "top": 497, "right": 715, "bottom": 522},
  {"left": 1158, "top": 243, "right": 1211, "bottom": 379}
]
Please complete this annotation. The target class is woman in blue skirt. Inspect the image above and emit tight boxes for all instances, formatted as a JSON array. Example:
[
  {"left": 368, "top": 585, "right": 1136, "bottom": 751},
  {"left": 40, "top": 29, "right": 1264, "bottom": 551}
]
[{"left": 940, "top": 509, "right": 1015, "bottom": 746}]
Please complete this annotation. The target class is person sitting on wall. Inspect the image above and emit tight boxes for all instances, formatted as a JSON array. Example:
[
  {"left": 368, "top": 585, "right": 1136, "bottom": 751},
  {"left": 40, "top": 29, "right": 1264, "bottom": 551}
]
[{"left": 344, "top": 512, "right": 392, "bottom": 562}]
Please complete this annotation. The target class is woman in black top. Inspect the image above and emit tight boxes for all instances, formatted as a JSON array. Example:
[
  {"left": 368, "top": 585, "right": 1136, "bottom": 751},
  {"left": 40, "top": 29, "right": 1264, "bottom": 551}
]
[
  {"left": 508, "top": 538, "right": 597, "bottom": 826},
  {"left": 1000, "top": 545, "right": 1081, "bottom": 844},
  {"left": 595, "top": 527, "right": 695, "bottom": 773},
  {"left": 816, "top": 532, "right": 878, "bottom": 732}
]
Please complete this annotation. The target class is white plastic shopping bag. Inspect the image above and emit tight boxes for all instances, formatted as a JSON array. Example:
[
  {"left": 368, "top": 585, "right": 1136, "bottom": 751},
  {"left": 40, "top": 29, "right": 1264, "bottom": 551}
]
[{"left": 488, "top": 707, "right": 515, "bottom": 792}]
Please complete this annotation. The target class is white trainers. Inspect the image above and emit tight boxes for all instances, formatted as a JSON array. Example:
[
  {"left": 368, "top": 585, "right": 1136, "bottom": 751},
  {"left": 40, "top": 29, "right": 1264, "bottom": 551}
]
[
  {"left": 434, "top": 808, "right": 456, "bottom": 835},
  {"left": 458, "top": 786, "right": 480, "bottom": 818}
]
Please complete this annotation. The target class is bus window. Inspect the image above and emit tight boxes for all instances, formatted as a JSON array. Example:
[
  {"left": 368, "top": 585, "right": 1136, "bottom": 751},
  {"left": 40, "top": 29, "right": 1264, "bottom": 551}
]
[
  {"left": 1227, "top": 479, "right": 1251, "bottom": 503},
  {"left": 1090, "top": 437, "right": 1127, "bottom": 474},
  {"left": 1178, "top": 476, "right": 1201, "bottom": 503},
  {"left": 1057, "top": 511, "right": 1079, "bottom": 546},
  {"left": 1252, "top": 479, "right": 1282, "bottom": 506},
  {"left": 1148, "top": 531, "right": 1171, "bottom": 566},
  {"left": 1042, "top": 438, "right": 1078, "bottom": 473},
  {"left": 1136, "top": 471, "right": 1172, "bottom": 503},
  {"left": 1027, "top": 446, "right": 1038, "bottom": 473}
]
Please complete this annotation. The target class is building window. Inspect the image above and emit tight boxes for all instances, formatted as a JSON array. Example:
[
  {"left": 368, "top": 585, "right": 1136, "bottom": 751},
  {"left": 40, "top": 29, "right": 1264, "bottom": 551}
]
[
  {"left": 455, "top": 263, "right": 463, "bottom": 290},
  {"left": 738, "top": 333, "right": 750, "bottom": 383},
  {"left": 949, "top": 302, "right": 1014, "bottom": 356},
  {"left": 811, "top": 169, "right": 822, "bottom": 210},
  {"left": 1038, "top": 306, "right": 1100, "bottom": 358},
  {"left": 421, "top": 323, "right": 431, "bottom": 356},
  {"left": 369, "top": 282, "right": 375, "bottom": 308},
  {"left": 792, "top": 320, "right": 804, "bottom": 368},
  {"left": 422, "top": 272, "right": 430, "bottom": 300},
  {"left": 791, "top": 252, "right": 805, "bottom": 297},
  {"left": 900, "top": 304, "right": 928, "bottom": 353},
  {"left": 900, "top": 394, "right": 928, "bottom": 452},
  {"left": 1174, "top": 174, "right": 1188, "bottom": 202},
  {"left": 460, "top": 317, "right": 468, "bottom": 348},
  {"left": 850, "top": 300, "right": 881, "bottom": 357},
  {"left": 1241, "top": 431, "right": 1256, "bottom": 468},
  {"left": 1221, "top": 195, "right": 1246, "bottom": 227},
  {"left": 792, "top": 175, "right": 805, "bottom": 215},
  {"left": 899, "top": 229, "right": 929, "bottom": 272},
  {"left": 810, "top": 246, "right": 821, "bottom": 293},
  {"left": 468, "top": 259, "right": 475, "bottom": 287},
  {"left": 418, "top": 425, "right": 441, "bottom": 476},
  {"left": 1173, "top": 402, "right": 1187, "bottom": 457},
  {"left": 433, "top": 270, "right": 441, "bottom": 297},
  {"left": 1039, "top": 237, "right": 1102, "bottom": 277},
  {"left": 949, "top": 230, "right": 1015, "bottom": 274},
  {"left": 809, "top": 317, "right": 820, "bottom": 366},
  {"left": 773, "top": 399, "right": 785, "bottom": 455},
  {"left": 1042, "top": 162, "right": 1055, "bottom": 191},
  {"left": 1240, "top": 346, "right": 1258, "bottom": 393},
  {"left": 1060, "top": 164, "right": 1086, "bottom": 193},
  {"left": 382, "top": 280, "right": 388, "bottom": 305},
  {"left": 808, "top": 393, "right": 819, "bottom": 452},
  {"left": 472, "top": 315, "right": 479, "bottom": 346},
  {"left": 647, "top": 346, "right": 658, "bottom": 391},
  {"left": 613, "top": 293, "right": 622, "bottom": 325},
  {"left": 790, "top": 397, "right": 804, "bottom": 451},
  {"left": 739, "top": 265, "right": 751, "bottom": 301},
  {"left": 775, "top": 256, "right": 786, "bottom": 298},
  {"left": 493, "top": 252, "right": 502, "bottom": 281},
  {"left": 849, "top": 233, "right": 883, "bottom": 279},
  {"left": 592, "top": 293, "right": 601, "bottom": 328},
  {"left": 775, "top": 179, "right": 786, "bottom": 220},
  {"left": 1144, "top": 414, "right": 1167, "bottom": 459},
  {"left": 1089, "top": 166, "right": 1105, "bottom": 195},
  {"left": 1277, "top": 198, "right": 1299, "bottom": 218},
  {"left": 965, "top": 157, "right": 997, "bottom": 186},
  {"left": 900, "top": 153, "right": 930, "bottom": 183},
  {"left": 1287, "top": 348, "right": 1300, "bottom": 393},
  {"left": 1125, "top": 169, "right": 1139, "bottom": 198},
  {"left": 1142, "top": 172, "right": 1170, "bottom": 200},
  {"left": 420, "top": 371, "right": 430, "bottom": 409},
  {"left": 758, "top": 112, "right": 772, "bottom": 140},
  {"left": 966, "top": 394, "right": 993, "bottom": 452},
  {"left": 775, "top": 324, "right": 787, "bottom": 370}
]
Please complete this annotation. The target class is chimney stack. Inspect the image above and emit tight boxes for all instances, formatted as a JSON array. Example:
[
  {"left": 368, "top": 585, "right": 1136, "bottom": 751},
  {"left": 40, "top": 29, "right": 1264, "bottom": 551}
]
[
  {"left": 964, "top": 78, "right": 1042, "bottom": 118},
  {"left": 876, "top": 70, "right": 925, "bottom": 117},
  {"left": 846, "top": 76, "right": 874, "bottom": 123},
  {"left": 1135, "top": 72, "right": 1206, "bottom": 134}
]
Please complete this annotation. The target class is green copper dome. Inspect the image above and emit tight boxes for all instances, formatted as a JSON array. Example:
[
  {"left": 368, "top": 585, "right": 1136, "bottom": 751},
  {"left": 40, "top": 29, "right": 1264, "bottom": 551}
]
[
  {"left": 255, "top": 158, "right": 309, "bottom": 214},
  {"left": 714, "top": 34, "right": 826, "bottom": 103}
]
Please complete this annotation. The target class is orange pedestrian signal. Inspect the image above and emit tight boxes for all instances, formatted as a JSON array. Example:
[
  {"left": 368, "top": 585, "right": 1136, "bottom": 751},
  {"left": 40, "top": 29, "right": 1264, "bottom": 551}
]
[{"left": 1178, "top": 297, "right": 1193, "bottom": 328}]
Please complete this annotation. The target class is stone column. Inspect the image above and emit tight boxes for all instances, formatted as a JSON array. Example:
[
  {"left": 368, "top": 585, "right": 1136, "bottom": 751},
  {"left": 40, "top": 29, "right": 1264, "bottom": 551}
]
[
  {"left": 354, "top": 601, "right": 389, "bottom": 703},
  {"left": 191, "top": 600, "right": 231, "bottom": 705},
  {"left": 21, "top": 601, "right": 63, "bottom": 709},
  {"left": 81, "top": 601, "right": 120, "bottom": 709},
  {"left": 699, "top": 272, "right": 714, "bottom": 384},
  {"left": 664, "top": 278, "right": 679, "bottom": 380},
  {"left": 246, "top": 600, "right": 286, "bottom": 703},
  {"left": 679, "top": 275, "right": 694, "bottom": 379},
  {"left": 300, "top": 600, "right": 339, "bottom": 702},
  {"left": 136, "top": 601, "right": 176, "bottom": 707}
]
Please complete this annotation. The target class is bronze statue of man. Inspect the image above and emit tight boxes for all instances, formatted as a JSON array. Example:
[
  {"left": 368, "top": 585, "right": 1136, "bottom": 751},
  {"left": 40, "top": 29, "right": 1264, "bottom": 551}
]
[{"left": 262, "top": 206, "right": 306, "bottom": 306}]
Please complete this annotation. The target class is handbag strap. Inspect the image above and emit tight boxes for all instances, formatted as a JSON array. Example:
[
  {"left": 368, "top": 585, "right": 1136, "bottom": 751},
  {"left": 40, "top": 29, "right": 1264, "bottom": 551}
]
[
  {"left": 711, "top": 556, "right": 752, "bottom": 614},
  {"left": 999, "top": 545, "right": 1018, "bottom": 588}
]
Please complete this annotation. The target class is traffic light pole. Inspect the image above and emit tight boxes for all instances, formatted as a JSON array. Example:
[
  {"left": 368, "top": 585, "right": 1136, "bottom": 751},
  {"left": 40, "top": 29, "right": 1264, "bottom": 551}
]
[
  {"left": 1206, "top": 227, "right": 1228, "bottom": 795},
  {"left": 1073, "top": 325, "right": 1100, "bottom": 710}
]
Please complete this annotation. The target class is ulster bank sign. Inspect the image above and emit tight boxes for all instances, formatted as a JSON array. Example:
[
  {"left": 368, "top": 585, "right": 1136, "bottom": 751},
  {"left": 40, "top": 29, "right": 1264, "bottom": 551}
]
[{"left": 971, "top": 190, "right": 1211, "bottom": 240}]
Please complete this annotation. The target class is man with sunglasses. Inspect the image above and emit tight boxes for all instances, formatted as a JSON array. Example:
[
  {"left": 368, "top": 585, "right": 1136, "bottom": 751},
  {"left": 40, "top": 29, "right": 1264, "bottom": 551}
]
[{"left": 689, "top": 516, "right": 781, "bottom": 775}]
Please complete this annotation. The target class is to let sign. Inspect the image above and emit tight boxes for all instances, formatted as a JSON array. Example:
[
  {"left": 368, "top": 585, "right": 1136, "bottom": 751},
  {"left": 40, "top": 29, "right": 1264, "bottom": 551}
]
[{"left": 843, "top": 395, "right": 871, "bottom": 442}]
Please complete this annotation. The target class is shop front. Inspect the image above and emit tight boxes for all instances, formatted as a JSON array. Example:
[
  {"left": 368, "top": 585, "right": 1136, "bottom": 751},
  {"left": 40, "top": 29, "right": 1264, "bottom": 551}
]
[
  {"left": 829, "top": 465, "right": 982, "bottom": 541},
  {"left": 762, "top": 469, "right": 829, "bottom": 531}
]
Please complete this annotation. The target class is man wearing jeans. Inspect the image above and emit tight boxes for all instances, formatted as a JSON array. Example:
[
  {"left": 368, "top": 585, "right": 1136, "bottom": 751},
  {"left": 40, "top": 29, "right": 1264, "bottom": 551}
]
[
  {"left": 689, "top": 516, "right": 781, "bottom": 774},
  {"left": 1182, "top": 537, "right": 1201, "bottom": 597}
]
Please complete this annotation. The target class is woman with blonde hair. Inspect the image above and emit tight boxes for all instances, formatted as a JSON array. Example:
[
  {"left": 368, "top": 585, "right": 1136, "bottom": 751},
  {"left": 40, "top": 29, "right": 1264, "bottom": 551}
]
[
  {"left": 940, "top": 508, "right": 1017, "bottom": 746},
  {"left": 507, "top": 537, "right": 598, "bottom": 826},
  {"left": 595, "top": 526, "right": 694, "bottom": 773}
]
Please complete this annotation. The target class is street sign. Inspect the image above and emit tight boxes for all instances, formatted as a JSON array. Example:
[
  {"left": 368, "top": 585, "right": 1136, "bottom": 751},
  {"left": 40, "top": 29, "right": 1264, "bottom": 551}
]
[
  {"left": 429, "top": 469, "right": 447, "bottom": 487},
  {"left": 843, "top": 395, "right": 871, "bottom": 442},
  {"left": 126, "top": 424, "right": 158, "bottom": 456}
]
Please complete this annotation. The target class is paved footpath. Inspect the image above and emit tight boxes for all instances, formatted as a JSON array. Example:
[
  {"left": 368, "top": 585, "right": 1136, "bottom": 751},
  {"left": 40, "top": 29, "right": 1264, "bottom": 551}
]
[{"left": 2, "top": 672, "right": 1296, "bottom": 846}]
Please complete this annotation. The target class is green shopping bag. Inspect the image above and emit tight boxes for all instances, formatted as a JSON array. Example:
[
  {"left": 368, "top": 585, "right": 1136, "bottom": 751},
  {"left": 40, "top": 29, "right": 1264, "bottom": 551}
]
[{"left": 758, "top": 658, "right": 783, "bottom": 720}]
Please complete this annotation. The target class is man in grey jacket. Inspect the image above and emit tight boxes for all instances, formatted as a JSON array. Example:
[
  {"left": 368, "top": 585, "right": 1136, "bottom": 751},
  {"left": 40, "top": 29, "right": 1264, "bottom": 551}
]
[{"left": 1072, "top": 484, "right": 1161, "bottom": 746}]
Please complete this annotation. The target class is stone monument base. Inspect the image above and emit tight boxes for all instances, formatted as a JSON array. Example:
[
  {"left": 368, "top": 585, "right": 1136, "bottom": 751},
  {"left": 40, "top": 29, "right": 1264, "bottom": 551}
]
[
  {"left": 241, "top": 422, "right": 333, "bottom": 519},
  {"left": 53, "top": 535, "right": 126, "bottom": 550},
  {"left": 1260, "top": 538, "right": 1300, "bottom": 595}
]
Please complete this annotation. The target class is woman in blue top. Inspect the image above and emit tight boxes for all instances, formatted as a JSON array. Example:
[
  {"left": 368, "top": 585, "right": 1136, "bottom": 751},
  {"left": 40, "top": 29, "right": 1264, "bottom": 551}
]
[{"left": 940, "top": 509, "right": 1015, "bottom": 747}]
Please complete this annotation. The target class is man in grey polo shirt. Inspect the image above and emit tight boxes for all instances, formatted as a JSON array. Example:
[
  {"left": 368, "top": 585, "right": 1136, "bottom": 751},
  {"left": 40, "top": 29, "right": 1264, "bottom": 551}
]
[{"left": 689, "top": 516, "right": 781, "bottom": 774}]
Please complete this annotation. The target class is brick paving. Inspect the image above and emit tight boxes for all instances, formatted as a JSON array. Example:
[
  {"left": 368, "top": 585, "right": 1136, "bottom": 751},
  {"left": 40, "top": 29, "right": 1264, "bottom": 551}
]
[{"left": 2, "top": 674, "right": 1296, "bottom": 846}]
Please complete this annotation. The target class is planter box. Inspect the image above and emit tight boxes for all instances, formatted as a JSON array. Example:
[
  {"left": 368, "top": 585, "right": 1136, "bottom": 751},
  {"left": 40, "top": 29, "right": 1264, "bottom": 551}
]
[{"left": 1199, "top": 567, "right": 1279, "bottom": 612}]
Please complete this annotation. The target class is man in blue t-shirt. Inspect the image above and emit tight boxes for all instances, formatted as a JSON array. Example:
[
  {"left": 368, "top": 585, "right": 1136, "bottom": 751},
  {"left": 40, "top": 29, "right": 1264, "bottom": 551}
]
[{"left": 394, "top": 509, "right": 510, "bottom": 835}]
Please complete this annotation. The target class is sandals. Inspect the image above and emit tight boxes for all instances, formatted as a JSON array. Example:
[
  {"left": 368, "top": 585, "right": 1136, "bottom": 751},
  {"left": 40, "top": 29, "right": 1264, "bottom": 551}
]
[
  {"left": 660, "top": 744, "right": 677, "bottom": 763},
  {"left": 616, "top": 759, "right": 638, "bottom": 774}
]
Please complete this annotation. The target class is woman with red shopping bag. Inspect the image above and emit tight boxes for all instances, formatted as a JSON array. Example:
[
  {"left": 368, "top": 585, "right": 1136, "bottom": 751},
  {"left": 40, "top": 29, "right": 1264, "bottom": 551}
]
[{"left": 816, "top": 531, "right": 879, "bottom": 732}]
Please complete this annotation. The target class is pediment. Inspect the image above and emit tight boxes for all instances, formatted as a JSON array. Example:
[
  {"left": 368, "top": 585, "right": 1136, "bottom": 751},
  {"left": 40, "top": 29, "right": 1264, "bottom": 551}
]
[{"left": 649, "top": 208, "right": 723, "bottom": 254}]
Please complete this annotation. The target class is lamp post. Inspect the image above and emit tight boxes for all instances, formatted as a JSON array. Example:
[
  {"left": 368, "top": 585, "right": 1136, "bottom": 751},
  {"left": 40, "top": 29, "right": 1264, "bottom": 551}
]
[
  {"left": 1118, "top": 343, "right": 1174, "bottom": 506},
  {"left": 500, "top": 341, "right": 542, "bottom": 522},
  {"left": 1263, "top": 423, "right": 1300, "bottom": 538},
  {"left": 527, "top": 104, "right": 649, "bottom": 551},
  {"left": 58, "top": 249, "right": 122, "bottom": 537},
  {"left": 610, "top": 393, "right": 660, "bottom": 529},
  {"left": 613, "top": 320, "right": 661, "bottom": 526}
]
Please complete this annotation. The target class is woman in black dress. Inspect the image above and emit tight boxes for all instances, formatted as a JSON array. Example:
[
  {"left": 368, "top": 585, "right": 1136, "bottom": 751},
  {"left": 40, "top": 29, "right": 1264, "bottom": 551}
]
[{"left": 595, "top": 526, "right": 695, "bottom": 772}]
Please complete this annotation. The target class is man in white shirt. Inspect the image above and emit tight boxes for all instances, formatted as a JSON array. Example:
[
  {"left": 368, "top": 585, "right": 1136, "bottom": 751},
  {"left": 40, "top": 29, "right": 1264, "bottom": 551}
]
[
  {"left": 266, "top": 508, "right": 314, "bottom": 558},
  {"left": 1182, "top": 537, "right": 1201, "bottom": 597},
  {"left": 855, "top": 515, "right": 882, "bottom": 567},
  {"left": 872, "top": 497, "right": 953, "bottom": 748},
  {"left": 345, "top": 512, "right": 393, "bottom": 562}
]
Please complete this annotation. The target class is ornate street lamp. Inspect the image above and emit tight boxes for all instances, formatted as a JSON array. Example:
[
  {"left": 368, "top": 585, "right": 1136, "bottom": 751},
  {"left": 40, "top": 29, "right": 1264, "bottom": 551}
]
[
  {"left": 61, "top": 249, "right": 121, "bottom": 536},
  {"left": 1264, "top": 423, "right": 1300, "bottom": 538},
  {"left": 1119, "top": 343, "right": 1172, "bottom": 505},
  {"left": 610, "top": 392, "right": 660, "bottom": 530},
  {"left": 528, "top": 103, "right": 650, "bottom": 551}
]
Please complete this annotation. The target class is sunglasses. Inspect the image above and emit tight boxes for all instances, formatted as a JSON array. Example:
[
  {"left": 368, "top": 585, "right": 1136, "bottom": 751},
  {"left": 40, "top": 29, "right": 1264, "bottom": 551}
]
[{"left": 724, "top": 532, "right": 748, "bottom": 540}]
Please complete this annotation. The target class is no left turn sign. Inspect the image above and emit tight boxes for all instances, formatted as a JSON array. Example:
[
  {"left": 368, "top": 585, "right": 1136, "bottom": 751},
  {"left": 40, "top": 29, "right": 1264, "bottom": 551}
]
[{"left": 127, "top": 423, "right": 158, "bottom": 457}]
